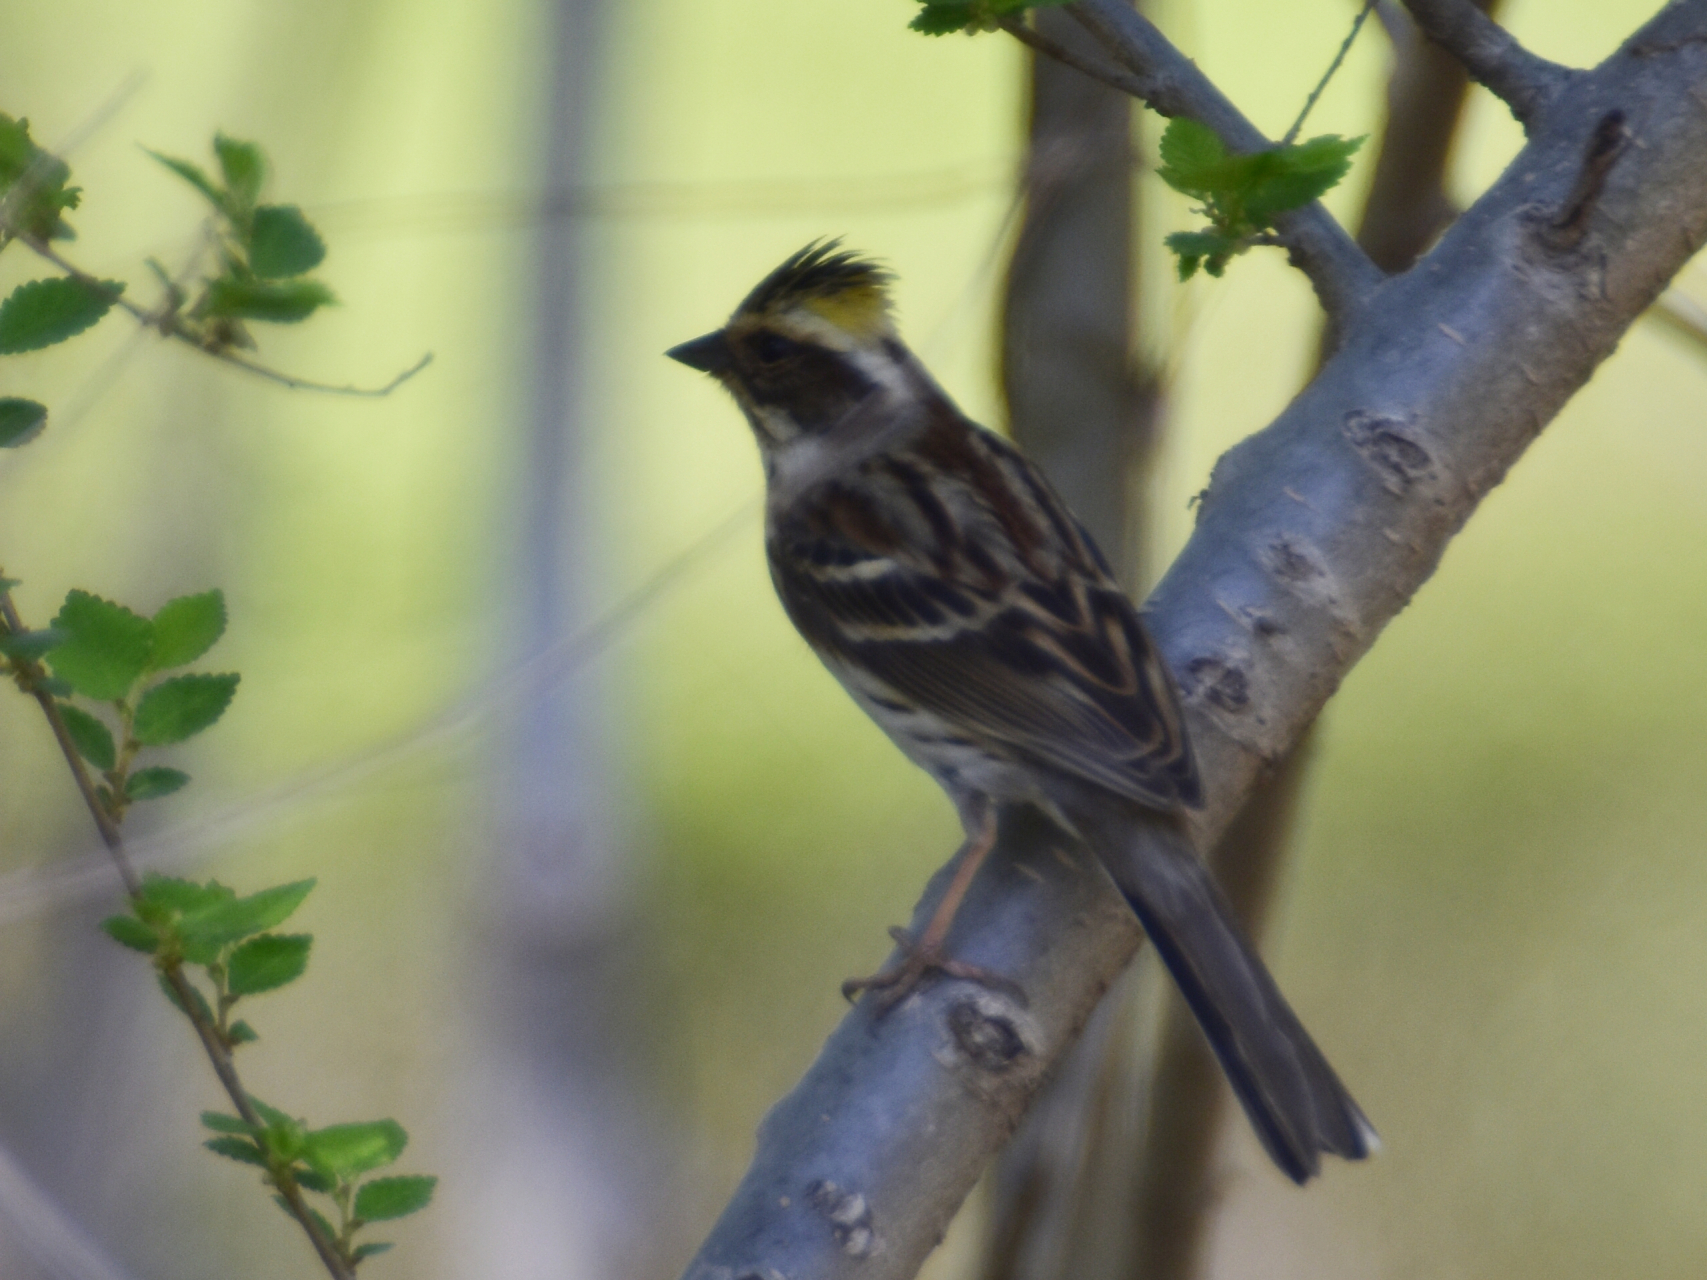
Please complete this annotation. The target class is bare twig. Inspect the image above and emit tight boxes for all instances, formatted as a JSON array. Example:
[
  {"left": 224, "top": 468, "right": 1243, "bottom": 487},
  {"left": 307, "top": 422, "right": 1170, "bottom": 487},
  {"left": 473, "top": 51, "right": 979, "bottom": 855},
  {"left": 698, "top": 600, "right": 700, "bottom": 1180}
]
[
  {"left": 0, "top": 588, "right": 355, "bottom": 1280},
  {"left": 1061, "top": 0, "right": 1386, "bottom": 320},
  {"left": 1400, "top": 0, "right": 1574, "bottom": 127},
  {"left": 1282, "top": 0, "right": 1381, "bottom": 146}
]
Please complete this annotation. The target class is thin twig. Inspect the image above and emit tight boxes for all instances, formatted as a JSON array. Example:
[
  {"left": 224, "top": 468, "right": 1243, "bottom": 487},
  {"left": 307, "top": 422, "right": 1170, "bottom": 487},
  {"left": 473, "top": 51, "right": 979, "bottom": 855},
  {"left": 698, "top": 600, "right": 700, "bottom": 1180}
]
[
  {"left": 1282, "top": 0, "right": 1381, "bottom": 145},
  {"left": 996, "top": 18, "right": 1151, "bottom": 101},
  {"left": 1399, "top": 0, "right": 1574, "bottom": 127},
  {"left": 0, "top": 588, "right": 355, "bottom": 1280},
  {"left": 16, "top": 237, "right": 430, "bottom": 399},
  {"left": 1062, "top": 0, "right": 1386, "bottom": 318}
]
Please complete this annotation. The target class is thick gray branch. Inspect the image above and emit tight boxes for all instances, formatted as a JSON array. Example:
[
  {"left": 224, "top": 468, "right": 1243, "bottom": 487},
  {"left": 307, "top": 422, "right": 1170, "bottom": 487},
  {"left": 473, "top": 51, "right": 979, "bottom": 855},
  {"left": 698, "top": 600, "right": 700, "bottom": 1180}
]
[
  {"left": 1400, "top": 0, "right": 1575, "bottom": 127},
  {"left": 1065, "top": 0, "right": 1386, "bottom": 321},
  {"left": 680, "top": 6, "right": 1707, "bottom": 1279}
]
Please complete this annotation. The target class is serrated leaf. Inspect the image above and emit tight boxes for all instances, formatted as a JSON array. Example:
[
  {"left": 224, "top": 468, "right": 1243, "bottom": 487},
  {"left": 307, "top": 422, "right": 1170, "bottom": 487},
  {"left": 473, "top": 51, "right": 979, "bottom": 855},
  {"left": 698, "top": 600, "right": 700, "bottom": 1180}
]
[
  {"left": 214, "top": 134, "right": 265, "bottom": 211},
  {"left": 909, "top": 1, "right": 975, "bottom": 34},
  {"left": 227, "top": 1019, "right": 259, "bottom": 1044},
  {"left": 145, "top": 149, "right": 225, "bottom": 211},
  {"left": 354, "top": 1175, "right": 436, "bottom": 1222},
  {"left": 1157, "top": 117, "right": 1232, "bottom": 197},
  {"left": 149, "top": 590, "right": 226, "bottom": 669},
  {"left": 201, "top": 1110, "right": 253, "bottom": 1134},
  {"left": 0, "top": 578, "right": 17, "bottom": 593},
  {"left": 303, "top": 1120, "right": 407, "bottom": 1179},
  {"left": 158, "top": 971, "right": 215, "bottom": 1022},
  {"left": 1243, "top": 133, "right": 1365, "bottom": 220},
  {"left": 48, "top": 591, "right": 154, "bottom": 701},
  {"left": 248, "top": 205, "right": 326, "bottom": 278},
  {"left": 138, "top": 873, "right": 234, "bottom": 915},
  {"left": 205, "top": 1135, "right": 268, "bottom": 1167},
  {"left": 247, "top": 1097, "right": 295, "bottom": 1130},
  {"left": 100, "top": 914, "right": 159, "bottom": 953},
  {"left": 0, "top": 278, "right": 122, "bottom": 354},
  {"left": 132, "top": 672, "right": 239, "bottom": 745},
  {"left": 0, "top": 627, "right": 64, "bottom": 660},
  {"left": 294, "top": 1163, "right": 336, "bottom": 1193},
  {"left": 350, "top": 1242, "right": 394, "bottom": 1261},
  {"left": 178, "top": 878, "right": 314, "bottom": 945},
  {"left": 126, "top": 766, "right": 191, "bottom": 800},
  {"left": 0, "top": 398, "right": 47, "bottom": 447},
  {"left": 58, "top": 703, "right": 116, "bottom": 769},
  {"left": 203, "top": 276, "right": 335, "bottom": 324},
  {"left": 0, "top": 113, "right": 82, "bottom": 239},
  {"left": 227, "top": 933, "right": 311, "bottom": 995}
]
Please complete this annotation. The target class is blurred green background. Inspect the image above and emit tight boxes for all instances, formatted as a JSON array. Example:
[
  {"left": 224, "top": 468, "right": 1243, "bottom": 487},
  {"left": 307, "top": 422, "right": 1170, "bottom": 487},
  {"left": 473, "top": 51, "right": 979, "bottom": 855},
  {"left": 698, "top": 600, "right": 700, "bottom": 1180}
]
[{"left": 1, "top": 1, "right": 1705, "bottom": 1278}]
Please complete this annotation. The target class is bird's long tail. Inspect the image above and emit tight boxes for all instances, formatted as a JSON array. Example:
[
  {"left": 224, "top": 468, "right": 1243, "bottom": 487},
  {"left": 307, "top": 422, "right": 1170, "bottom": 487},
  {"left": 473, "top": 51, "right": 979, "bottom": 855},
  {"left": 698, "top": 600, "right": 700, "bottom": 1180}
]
[{"left": 1089, "top": 809, "right": 1377, "bottom": 1183}]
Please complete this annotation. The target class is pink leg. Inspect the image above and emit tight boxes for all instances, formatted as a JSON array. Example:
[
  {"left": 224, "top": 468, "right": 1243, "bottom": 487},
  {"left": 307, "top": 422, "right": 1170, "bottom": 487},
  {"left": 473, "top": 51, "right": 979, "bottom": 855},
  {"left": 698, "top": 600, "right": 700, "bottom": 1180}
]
[{"left": 841, "top": 810, "right": 1023, "bottom": 1012}]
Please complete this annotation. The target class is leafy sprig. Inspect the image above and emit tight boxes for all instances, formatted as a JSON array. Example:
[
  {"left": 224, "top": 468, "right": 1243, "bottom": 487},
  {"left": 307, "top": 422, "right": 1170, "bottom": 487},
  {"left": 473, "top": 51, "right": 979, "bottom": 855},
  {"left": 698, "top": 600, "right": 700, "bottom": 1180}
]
[
  {"left": 0, "top": 110, "right": 436, "bottom": 1278},
  {"left": 201, "top": 1104, "right": 436, "bottom": 1268},
  {"left": 144, "top": 133, "right": 334, "bottom": 351},
  {"left": 1157, "top": 117, "right": 1364, "bottom": 279}
]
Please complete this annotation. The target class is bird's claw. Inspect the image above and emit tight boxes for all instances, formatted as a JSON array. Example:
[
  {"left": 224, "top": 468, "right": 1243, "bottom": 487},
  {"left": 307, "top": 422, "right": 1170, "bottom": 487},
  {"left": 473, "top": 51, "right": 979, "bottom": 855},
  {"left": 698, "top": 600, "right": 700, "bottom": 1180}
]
[{"left": 841, "top": 926, "right": 1026, "bottom": 1014}]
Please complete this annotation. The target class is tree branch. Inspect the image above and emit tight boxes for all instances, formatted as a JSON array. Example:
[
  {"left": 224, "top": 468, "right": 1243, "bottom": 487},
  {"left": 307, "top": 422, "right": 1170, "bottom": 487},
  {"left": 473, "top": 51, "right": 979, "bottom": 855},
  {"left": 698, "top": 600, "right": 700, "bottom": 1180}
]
[
  {"left": 1399, "top": 0, "right": 1574, "bottom": 128},
  {"left": 680, "top": 4, "right": 1707, "bottom": 1278},
  {"left": 1062, "top": 0, "right": 1386, "bottom": 321}
]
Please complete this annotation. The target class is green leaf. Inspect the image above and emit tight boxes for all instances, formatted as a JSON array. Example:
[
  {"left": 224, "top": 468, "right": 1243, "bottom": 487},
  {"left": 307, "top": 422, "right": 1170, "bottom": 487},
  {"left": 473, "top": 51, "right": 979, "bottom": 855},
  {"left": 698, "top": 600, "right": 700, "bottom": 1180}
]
[
  {"left": 145, "top": 149, "right": 225, "bottom": 211},
  {"left": 0, "top": 278, "right": 122, "bottom": 354},
  {"left": 1243, "top": 133, "right": 1365, "bottom": 221},
  {"left": 293, "top": 1164, "right": 336, "bottom": 1194},
  {"left": 226, "top": 933, "right": 311, "bottom": 995},
  {"left": 1156, "top": 117, "right": 1232, "bottom": 198},
  {"left": 205, "top": 1135, "right": 267, "bottom": 1167},
  {"left": 201, "top": 1111, "right": 253, "bottom": 1135},
  {"left": 138, "top": 873, "right": 233, "bottom": 916},
  {"left": 100, "top": 914, "right": 159, "bottom": 954},
  {"left": 0, "top": 398, "right": 47, "bottom": 447},
  {"left": 0, "top": 114, "right": 82, "bottom": 239},
  {"left": 0, "top": 627, "right": 64, "bottom": 661},
  {"left": 303, "top": 1120, "right": 407, "bottom": 1179},
  {"left": 909, "top": 1, "right": 977, "bottom": 33},
  {"left": 49, "top": 591, "right": 154, "bottom": 701},
  {"left": 148, "top": 590, "right": 226, "bottom": 669},
  {"left": 177, "top": 878, "right": 314, "bottom": 945},
  {"left": 354, "top": 1175, "right": 437, "bottom": 1222},
  {"left": 214, "top": 134, "right": 266, "bottom": 211},
  {"left": 126, "top": 766, "right": 191, "bottom": 800},
  {"left": 350, "top": 1243, "right": 394, "bottom": 1262},
  {"left": 247, "top": 1096, "right": 296, "bottom": 1130},
  {"left": 907, "top": 0, "right": 1052, "bottom": 33},
  {"left": 227, "top": 1019, "right": 259, "bottom": 1044},
  {"left": 1165, "top": 229, "right": 1241, "bottom": 280},
  {"left": 203, "top": 276, "right": 335, "bottom": 323},
  {"left": 58, "top": 703, "right": 116, "bottom": 769},
  {"left": 248, "top": 205, "right": 326, "bottom": 278},
  {"left": 132, "top": 672, "right": 239, "bottom": 744},
  {"left": 158, "top": 971, "right": 215, "bottom": 1022}
]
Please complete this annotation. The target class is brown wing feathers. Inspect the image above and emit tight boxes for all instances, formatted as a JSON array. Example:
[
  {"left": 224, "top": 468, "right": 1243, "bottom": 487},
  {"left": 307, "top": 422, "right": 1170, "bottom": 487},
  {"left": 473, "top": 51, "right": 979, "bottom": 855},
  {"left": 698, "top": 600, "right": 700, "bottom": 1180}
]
[{"left": 768, "top": 412, "right": 1200, "bottom": 812}]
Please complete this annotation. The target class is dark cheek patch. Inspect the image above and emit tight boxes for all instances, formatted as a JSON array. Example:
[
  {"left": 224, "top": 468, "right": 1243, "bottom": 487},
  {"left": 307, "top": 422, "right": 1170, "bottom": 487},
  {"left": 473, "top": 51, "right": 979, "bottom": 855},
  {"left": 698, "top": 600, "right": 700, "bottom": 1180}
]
[{"left": 746, "top": 346, "right": 877, "bottom": 432}]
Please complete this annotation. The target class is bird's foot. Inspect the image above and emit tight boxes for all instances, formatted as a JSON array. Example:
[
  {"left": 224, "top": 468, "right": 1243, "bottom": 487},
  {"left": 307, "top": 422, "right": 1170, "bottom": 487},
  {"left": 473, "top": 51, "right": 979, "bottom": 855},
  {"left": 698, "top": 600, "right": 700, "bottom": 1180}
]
[{"left": 841, "top": 926, "right": 1025, "bottom": 1014}]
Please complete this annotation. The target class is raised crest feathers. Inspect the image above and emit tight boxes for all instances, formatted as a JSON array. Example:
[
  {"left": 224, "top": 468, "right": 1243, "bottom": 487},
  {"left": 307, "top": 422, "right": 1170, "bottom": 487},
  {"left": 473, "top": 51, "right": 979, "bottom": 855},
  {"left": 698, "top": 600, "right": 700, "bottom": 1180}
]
[{"left": 737, "top": 239, "right": 893, "bottom": 333}]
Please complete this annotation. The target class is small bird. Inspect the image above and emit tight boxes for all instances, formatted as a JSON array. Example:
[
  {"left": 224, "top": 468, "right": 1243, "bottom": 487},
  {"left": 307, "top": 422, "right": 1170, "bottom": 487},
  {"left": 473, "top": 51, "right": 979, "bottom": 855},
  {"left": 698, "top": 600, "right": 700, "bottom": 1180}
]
[{"left": 668, "top": 240, "right": 1375, "bottom": 1183}]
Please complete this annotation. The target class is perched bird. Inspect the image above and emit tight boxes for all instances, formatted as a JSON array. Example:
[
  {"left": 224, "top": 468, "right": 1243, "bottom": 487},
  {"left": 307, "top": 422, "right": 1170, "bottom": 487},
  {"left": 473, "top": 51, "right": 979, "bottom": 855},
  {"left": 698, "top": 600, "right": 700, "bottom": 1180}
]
[{"left": 667, "top": 240, "right": 1375, "bottom": 1183}]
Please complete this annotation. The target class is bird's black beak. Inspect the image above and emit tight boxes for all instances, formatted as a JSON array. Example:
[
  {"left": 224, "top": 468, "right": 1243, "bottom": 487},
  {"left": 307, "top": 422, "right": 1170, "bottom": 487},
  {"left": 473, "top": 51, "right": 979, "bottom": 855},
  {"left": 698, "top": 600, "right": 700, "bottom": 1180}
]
[{"left": 666, "top": 329, "right": 733, "bottom": 375}]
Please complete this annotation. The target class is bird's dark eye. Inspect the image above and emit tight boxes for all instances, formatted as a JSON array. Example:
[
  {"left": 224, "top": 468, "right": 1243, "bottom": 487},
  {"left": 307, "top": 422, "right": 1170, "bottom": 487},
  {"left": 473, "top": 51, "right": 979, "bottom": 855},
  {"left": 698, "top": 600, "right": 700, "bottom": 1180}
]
[{"left": 752, "top": 332, "right": 801, "bottom": 365}]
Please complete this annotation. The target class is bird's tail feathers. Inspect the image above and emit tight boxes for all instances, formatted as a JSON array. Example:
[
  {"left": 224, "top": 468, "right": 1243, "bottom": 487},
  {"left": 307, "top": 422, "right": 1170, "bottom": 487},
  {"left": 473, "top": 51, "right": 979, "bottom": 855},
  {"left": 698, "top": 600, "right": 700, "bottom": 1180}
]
[{"left": 1095, "top": 812, "right": 1377, "bottom": 1183}]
